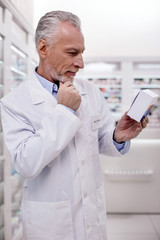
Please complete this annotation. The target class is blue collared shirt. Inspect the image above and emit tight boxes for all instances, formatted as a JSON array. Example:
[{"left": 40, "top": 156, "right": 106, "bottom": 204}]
[
  {"left": 34, "top": 68, "right": 75, "bottom": 113},
  {"left": 34, "top": 68, "right": 128, "bottom": 154},
  {"left": 34, "top": 68, "right": 58, "bottom": 99}
]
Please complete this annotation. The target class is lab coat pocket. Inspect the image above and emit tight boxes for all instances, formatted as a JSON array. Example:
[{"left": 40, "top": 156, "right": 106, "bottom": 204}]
[
  {"left": 26, "top": 200, "right": 74, "bottom": 240},
  {"left": 96, "top": 186, "right": 107, "bottom": 240}
]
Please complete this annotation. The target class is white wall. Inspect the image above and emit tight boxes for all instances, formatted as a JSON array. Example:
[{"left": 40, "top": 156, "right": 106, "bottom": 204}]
[{"left": 33, "top": 0, "right": 160, "bottom": 58}]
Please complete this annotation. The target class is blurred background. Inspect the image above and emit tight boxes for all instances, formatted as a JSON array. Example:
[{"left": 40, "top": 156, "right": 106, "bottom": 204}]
[{"left": 0, "top": 0, "right": 160, "bottom": 239}]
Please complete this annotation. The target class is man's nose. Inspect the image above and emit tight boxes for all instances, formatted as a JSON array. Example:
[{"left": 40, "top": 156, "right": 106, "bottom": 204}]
[{"left": 74, "top": 54, "right": 84, "bottom": 69}]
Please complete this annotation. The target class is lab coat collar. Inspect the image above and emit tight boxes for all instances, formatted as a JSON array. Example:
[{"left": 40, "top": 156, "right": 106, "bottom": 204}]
[
  {"left": 74, "top": 78, "right": 88, "bottom": 96},
  {"left": 73, "top": 78, "right": 88, "bottom": 119},
  {"left": 29, "top": 74, "right": 88, "bottom": 105},
  {"left": 28, "top": 73, "right": 88, "bottom": 116},
  {"left": 28, "top": 73, "right": 51, "bottom": 105}
]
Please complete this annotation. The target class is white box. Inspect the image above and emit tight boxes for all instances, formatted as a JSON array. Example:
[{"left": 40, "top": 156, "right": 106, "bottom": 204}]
[{"left": 127, "top": 89, "right": 159, "bottom": 122}]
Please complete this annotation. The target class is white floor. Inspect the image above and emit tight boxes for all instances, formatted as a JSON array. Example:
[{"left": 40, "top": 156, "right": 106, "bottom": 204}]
[{"left": 106, "top": 214, "right": 160, "bottom": 240}]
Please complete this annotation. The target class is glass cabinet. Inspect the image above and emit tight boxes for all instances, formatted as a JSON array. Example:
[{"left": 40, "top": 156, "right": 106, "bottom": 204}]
[
  {"left": 0, "top": 35, "right": 4, "bottom": 240},
  {"left": 10, "top": 45, "right": 27, "bottom": 89}
]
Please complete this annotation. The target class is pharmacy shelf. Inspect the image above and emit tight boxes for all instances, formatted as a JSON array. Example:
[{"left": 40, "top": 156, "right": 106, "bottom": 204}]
[
  {"left": 78, "top": 58, "right": 160, "bottom": 129},
  {"left": 133, "top": 84, "right": 160, "bottom": 89},
  {"left": 0, "top": 2, "right": 38, "bottom": 240},
  {"left": 133, "top": 72, "right": 160, "bottom": 77},
  {"left": 96, "top": 84, "right": 122, "bottom": 88},
  {"left": 79, "top": 75, "right": 122, "bottom": 80}
]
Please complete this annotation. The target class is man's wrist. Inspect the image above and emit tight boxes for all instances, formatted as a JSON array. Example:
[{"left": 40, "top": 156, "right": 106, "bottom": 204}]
[{"left": 113, "top": 129, "right": 125, "bottom": 144}]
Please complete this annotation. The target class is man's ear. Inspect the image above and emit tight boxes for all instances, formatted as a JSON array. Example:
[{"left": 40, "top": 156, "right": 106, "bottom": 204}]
[{"left": 37, "top": 39, "right": 49, "bottom": 58}]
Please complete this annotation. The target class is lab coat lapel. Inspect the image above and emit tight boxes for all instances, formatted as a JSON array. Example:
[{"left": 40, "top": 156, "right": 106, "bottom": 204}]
[
  {"left": 74, "top": 79, "right": 88, "bottom": 160},
  {"left": 28, "top": 74, "right": 88, "bottom": 115},
  {"left": 28, "top": 73, "right": 57, "bottom": 113},
  {"left": 74, "top": 79, "right": 88, "bottom": 118}
]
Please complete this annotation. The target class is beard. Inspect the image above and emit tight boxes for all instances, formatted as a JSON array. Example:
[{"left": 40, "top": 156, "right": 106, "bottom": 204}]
[{"left": 46, "top": 64, "right": 74, "bottom": 83}]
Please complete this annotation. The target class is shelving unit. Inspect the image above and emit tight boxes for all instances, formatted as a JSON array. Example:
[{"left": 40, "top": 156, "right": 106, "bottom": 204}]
[
  {"left": 132, "top": 62, "right": 160, "bottom": 129},
  {"left": 89, "top": 78, "right": 122, "bottom": 120},
  {"left": 78, "top": 58, "right": 160, "bottom": 127},
  {"left": 78, "top": 61, "right": 123, "bottom": 121},
  {"left": 0, "top": 1, "right": 38, "bottom": 239}
]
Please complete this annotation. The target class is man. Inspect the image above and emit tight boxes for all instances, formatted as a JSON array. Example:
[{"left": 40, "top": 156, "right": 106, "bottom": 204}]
[{"left": 0, "top": 11, "right": 148, "bottom": 240}]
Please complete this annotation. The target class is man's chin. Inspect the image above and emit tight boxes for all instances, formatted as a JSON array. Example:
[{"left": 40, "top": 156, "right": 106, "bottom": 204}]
[{"left": 59, "top": 76, "right": 74, "bottom": 83}]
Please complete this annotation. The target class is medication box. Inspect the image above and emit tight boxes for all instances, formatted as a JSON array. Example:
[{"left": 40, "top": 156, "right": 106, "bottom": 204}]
[{"left": 127, "top": 89, "right": 159, "bottom": 122}]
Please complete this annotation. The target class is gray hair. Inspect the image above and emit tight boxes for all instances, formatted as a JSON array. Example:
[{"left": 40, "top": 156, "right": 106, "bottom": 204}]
[{"left": 35, "top": 10, "right": 81, "bottom": 48}]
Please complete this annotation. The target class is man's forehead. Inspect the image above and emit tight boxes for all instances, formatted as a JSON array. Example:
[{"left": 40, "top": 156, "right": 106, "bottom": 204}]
[
  {"left": 58, "top": 21, "right": 83, "bottom": 39},
  {"left": 56, "top": 22, "right": 85, "bottom": 50}
]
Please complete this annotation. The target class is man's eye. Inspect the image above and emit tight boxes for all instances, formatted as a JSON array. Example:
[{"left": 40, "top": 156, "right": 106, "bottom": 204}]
[{"left": 68, "top": 52, "right": 77, "bottom": 56}]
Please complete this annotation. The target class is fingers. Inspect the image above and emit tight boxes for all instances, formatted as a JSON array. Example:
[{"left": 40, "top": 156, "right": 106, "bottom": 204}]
[
  {"left": 60, "top": 81, "right": 79, "bottom": 94},
  {"left": 68, "top": 85, "right": 77, "bottom": 91},
  {"left": 57, "top": 81, "right": 81, "bottom": 111},
  {"left": 122, "top": 111, "right": 133, "bottom": 121},
  {"left": 141, "top": 116, "right": 149, "bottom": 128},
  {"left": 59, "top": 81, "right": 72, "bottom": 88},
  {"left": 60, "top": 81, "right": 75, "bottom": 89},
  {"left": 63, "top": 81, "right": 74, "bottom": 87}
]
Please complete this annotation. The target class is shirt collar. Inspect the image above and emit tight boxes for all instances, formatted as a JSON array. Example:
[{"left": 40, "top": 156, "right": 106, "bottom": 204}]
[{"left": 34, "top": 67, "right": 58, "bottom": 95}]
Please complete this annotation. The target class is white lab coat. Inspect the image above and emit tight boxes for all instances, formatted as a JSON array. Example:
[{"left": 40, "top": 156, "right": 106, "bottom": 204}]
[{"left": 1, "top": 74, "right": 126, "bottom": 240}]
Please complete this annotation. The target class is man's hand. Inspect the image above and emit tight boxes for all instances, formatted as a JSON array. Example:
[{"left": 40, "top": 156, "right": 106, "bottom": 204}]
[
  {"left": 57, "top": 81, "right": 81, "bottom": 111},
  {"left": 113, "top": 112, "right": 149, "bottom": 143}
]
